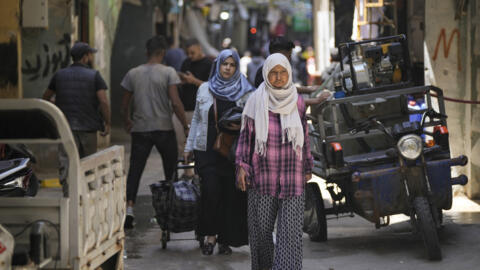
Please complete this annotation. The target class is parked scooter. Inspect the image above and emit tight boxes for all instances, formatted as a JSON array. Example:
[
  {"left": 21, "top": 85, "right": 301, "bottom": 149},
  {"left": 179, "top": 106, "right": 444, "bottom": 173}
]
[
  {"left": 0, "top": 144, "right": 38, "bottom": 197},
  {"left": 0, "top": 145, "right": 50, "bottom": 269}
]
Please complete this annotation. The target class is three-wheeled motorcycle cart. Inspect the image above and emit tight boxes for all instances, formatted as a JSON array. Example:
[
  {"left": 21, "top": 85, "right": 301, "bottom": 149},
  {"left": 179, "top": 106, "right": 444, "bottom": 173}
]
[{"left": 304, "top": 35, "right": 469, "bottom": 260}]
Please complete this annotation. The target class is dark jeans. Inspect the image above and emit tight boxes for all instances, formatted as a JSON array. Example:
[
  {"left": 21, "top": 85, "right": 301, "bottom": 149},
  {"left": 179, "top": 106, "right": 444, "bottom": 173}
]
[
  {"left": 59, "top": 131, "right": 97, "bottom": 196},
  {"left": 126, "top": 130, "right": 178, "bottom": 203}
]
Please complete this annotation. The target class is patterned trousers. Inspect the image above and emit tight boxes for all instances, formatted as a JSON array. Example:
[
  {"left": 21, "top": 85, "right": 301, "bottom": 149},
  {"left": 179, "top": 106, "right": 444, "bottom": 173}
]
[{"left": 247, "top": 189, "right": 305, "bottom": 270}]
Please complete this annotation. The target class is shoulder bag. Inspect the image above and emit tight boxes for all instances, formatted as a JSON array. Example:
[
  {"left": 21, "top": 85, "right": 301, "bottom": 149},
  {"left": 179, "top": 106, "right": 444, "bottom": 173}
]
[{"left": 212, "top": 98, "right": 238, "bottom": 159}]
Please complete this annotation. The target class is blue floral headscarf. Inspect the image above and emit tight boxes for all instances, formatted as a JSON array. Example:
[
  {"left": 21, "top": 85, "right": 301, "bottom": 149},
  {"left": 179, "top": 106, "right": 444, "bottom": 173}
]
[{"left": 208, "top": 49, "right": 255, "bottom": 101}]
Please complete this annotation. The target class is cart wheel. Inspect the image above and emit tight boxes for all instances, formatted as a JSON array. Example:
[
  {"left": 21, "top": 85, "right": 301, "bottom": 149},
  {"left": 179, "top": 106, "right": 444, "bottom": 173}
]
[
  {"left": 161, "top": 231, "right": 168, "bottom": 249},
  {"left": 304, "top": 182, "right": 328, "bottom": 242},
  {"left": 413, "top": 197, "right": 442, "bottom": 260}
]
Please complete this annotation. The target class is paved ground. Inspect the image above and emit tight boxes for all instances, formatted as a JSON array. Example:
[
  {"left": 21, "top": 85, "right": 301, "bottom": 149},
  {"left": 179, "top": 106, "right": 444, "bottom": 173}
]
[{"left": 114, "top": 134, "right": 480, "bottom": 270}]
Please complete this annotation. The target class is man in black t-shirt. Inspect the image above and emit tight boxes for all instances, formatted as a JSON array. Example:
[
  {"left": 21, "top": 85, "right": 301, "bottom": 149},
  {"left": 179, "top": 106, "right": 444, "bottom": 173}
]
[
  {"left": 178, "top": 39, "right": 212, "bottom": 111},
  {"left": 173, "top": 38, "right": 213, "bottom": 178},
  {"left": 42, "top": 42, "right": 111, "bottom": 195},
  {"left": 253, "top": 37, "right": 295, "bottom": 88}
]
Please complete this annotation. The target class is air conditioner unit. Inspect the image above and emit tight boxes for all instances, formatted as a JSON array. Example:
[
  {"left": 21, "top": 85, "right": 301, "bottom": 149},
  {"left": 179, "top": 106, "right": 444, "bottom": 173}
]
[{"left": 22, "top": 0, "right": 48, "bottom": 28}]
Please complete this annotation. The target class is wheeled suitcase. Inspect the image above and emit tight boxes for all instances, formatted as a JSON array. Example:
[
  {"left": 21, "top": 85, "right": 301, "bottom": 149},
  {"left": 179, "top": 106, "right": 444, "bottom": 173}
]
[{"left": 149, "top": 161, "right": 203, "bottom": 249}]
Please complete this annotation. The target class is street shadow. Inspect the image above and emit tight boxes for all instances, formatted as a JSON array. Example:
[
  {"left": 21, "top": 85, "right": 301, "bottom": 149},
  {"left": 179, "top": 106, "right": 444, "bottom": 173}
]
[{"left": 304, "top": 212, "right": 480, "bottom": 262}]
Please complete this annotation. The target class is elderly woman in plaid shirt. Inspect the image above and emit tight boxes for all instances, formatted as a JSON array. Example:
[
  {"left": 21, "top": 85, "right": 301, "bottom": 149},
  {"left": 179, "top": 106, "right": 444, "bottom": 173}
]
[{"left": 236, "top": 53, "right": 313, "bottom": 270}]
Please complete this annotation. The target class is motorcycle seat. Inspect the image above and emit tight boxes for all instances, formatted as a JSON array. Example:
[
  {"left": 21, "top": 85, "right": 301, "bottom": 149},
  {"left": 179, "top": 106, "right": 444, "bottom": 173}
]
[
  {"left": 344, "top": 150, "right": 396, "bottom": 167},
  {"left": 0, "top": 158, "right": 29, "bottom": 181},
  {"left": 0, "top": 159, "right": 23, "bottom": 173}
]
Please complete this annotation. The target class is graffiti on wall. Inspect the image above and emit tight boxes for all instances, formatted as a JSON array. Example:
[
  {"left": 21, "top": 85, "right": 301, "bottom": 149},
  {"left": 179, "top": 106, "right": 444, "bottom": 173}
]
[
  {"left": 22, "top": 33, "right": 71, "bottom": 81},
  {"left": 432, "top": 28, "right": 461, "bottom": 71}
]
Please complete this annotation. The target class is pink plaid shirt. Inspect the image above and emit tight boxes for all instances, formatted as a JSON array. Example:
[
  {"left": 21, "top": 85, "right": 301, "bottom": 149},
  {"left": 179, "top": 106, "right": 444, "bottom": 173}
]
[{"left": 236, "top": 96, "right": 313, "bottom": 198}]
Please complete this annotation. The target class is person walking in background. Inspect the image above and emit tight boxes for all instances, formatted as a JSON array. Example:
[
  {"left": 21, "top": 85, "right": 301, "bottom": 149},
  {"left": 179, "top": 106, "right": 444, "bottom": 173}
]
[
  {"left": 173, "top": 38, "right": 213, "bottom": 179},
  {"left": 246, "top": 47, "right": 264, "bottom": 86},
  {"left": 184, "top": 49, "right": 254, "bottom": 255},
  {"left": 236, "top": 53, "right": 313, "bottom": 270},
  {"left": 239, "top": 50, "right": 252, "bottom": 77},
  {"left": 42, "top": 41, "right": 110, "bottom": 196},
  {"left": 221, "top": 37, "right": 237, "bottom": 52},
  {"left": 163, "top": 36, "right": 186, "bottom": 71},
  {"left": 121, "top": 36, "right": 188, "bottom": 229},
  {"left": 254, "top": 36, "right": 332, "bottom": 107},
  {"left": 253, "top": 36, "right": 295, "bottom": 88}
]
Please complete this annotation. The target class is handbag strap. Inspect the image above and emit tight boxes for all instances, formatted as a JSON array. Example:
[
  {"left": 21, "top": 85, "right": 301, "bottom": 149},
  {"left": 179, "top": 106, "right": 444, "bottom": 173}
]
[{"left": 213, "top": 97, "right": 220, "bottom": 133}]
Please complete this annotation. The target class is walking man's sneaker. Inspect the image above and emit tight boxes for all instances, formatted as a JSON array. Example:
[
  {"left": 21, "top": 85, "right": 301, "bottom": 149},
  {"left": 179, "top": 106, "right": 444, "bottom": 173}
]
[{"left": 125, "top": 206, "right": 135, "bottom": 229}]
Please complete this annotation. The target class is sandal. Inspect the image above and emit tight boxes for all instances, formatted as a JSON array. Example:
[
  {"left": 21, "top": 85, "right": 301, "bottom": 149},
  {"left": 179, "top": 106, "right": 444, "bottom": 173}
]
[{"left": 202, "top": 242, "right": 216, "bottom": 255}]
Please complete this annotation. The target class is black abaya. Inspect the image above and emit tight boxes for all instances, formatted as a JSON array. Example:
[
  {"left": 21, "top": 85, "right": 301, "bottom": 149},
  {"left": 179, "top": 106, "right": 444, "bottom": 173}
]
[{"left": 194, "top": 99, "right": 248, "bottom": 247}]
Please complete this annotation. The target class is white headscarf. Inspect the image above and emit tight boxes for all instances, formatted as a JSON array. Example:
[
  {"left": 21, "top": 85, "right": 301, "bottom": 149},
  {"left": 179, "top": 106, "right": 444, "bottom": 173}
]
[{"left": 242, "top": 53, "right": 304, "bottom": 157}]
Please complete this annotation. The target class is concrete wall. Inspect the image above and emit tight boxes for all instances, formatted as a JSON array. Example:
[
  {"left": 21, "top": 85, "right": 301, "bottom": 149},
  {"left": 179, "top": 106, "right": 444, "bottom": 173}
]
[
  {"left": 21, "top": 0, "right": 72, "bottom": 98},
  {"left": 0, "top": 0, "right": 22, "bottom": 98},
  {"left": 92, "top": 0, "right": 123, "bottom": 147},
  {"left": 110, "top": 0, "right": 156, "bottom": 127},
  {"left": 20, "top": 0, "right": 122, "bottom": 167},
  {"left": 231, "top": 14, "right": 248, "bottom": 54},
  {"left": 21, "top": 0, "right": 122, "bottom": 99},
  {"left": 425, "top": 0, "right": 480, "bottom": 198},
  {"left": 92, "top": 0, "right": 122, "bottom": 95}
]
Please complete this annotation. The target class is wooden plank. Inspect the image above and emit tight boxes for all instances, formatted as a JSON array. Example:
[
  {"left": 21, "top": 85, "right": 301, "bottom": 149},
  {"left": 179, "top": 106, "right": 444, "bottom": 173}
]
[
  {"left": 59, "top": 198, "right": 70, "bottom": 268},
  {"left": 0, "top": 208, "right": 60, "bottom": 224},
  {"left": 79, "top": 233, "right": 125, "bottom": 270},
  {"left": 80, "top": 146, "right": 123, "bottom": 172},
  {"left": 0, "top": 139, "right": 61, "bottom": 144},
  {"left": 0, "top": 197, "right": 62, "bottom": 207}
]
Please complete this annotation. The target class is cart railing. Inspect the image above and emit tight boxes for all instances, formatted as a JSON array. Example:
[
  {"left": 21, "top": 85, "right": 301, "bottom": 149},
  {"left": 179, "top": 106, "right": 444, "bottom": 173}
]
[
  {"left": 77, "top": 146, "right": 125, "bottom": 270},
  {"left": 0, "top": 99, "right": 125, "bottom": 270},
  {"left": 311, "top": 85, "right": 447, "bottom": 143}
]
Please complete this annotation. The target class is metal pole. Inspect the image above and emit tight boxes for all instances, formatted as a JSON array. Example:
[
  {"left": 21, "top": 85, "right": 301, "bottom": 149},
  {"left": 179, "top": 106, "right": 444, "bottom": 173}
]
[{"left": 313, "top": 0, "right": 330, "bottom": 73}]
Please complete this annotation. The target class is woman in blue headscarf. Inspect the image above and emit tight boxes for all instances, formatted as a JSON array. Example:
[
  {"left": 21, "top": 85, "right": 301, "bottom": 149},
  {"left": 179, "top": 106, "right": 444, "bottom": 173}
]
[{"left": 185, "top": 49, "right": 255, "bottom": 255}]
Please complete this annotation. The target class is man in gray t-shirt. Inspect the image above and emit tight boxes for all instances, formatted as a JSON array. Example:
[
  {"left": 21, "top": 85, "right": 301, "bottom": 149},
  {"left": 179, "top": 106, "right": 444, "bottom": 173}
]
[
  {"left": 121, "top": 63, "right": 181, "bottom": 132},
  {"left": 121, "top": 36, "right": 188, "bottom": 229}
]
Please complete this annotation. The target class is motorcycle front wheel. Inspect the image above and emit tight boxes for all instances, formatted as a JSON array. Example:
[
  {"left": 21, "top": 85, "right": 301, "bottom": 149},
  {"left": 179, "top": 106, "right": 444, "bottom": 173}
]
[
  {"left": 304, "top": 182, "right": 327, "bottom": 242},
  {"left": 413, "top": 196, "right": 442, "bottom": 260}
]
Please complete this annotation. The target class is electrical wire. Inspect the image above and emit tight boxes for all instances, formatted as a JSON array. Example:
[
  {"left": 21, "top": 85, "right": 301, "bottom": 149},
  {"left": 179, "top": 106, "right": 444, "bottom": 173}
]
[
  {"left": 431, "top": 94, "right": 480, "bottom": 105},
  {"left": 13, "top": 219, "right": 60, "bottom": 270}
]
